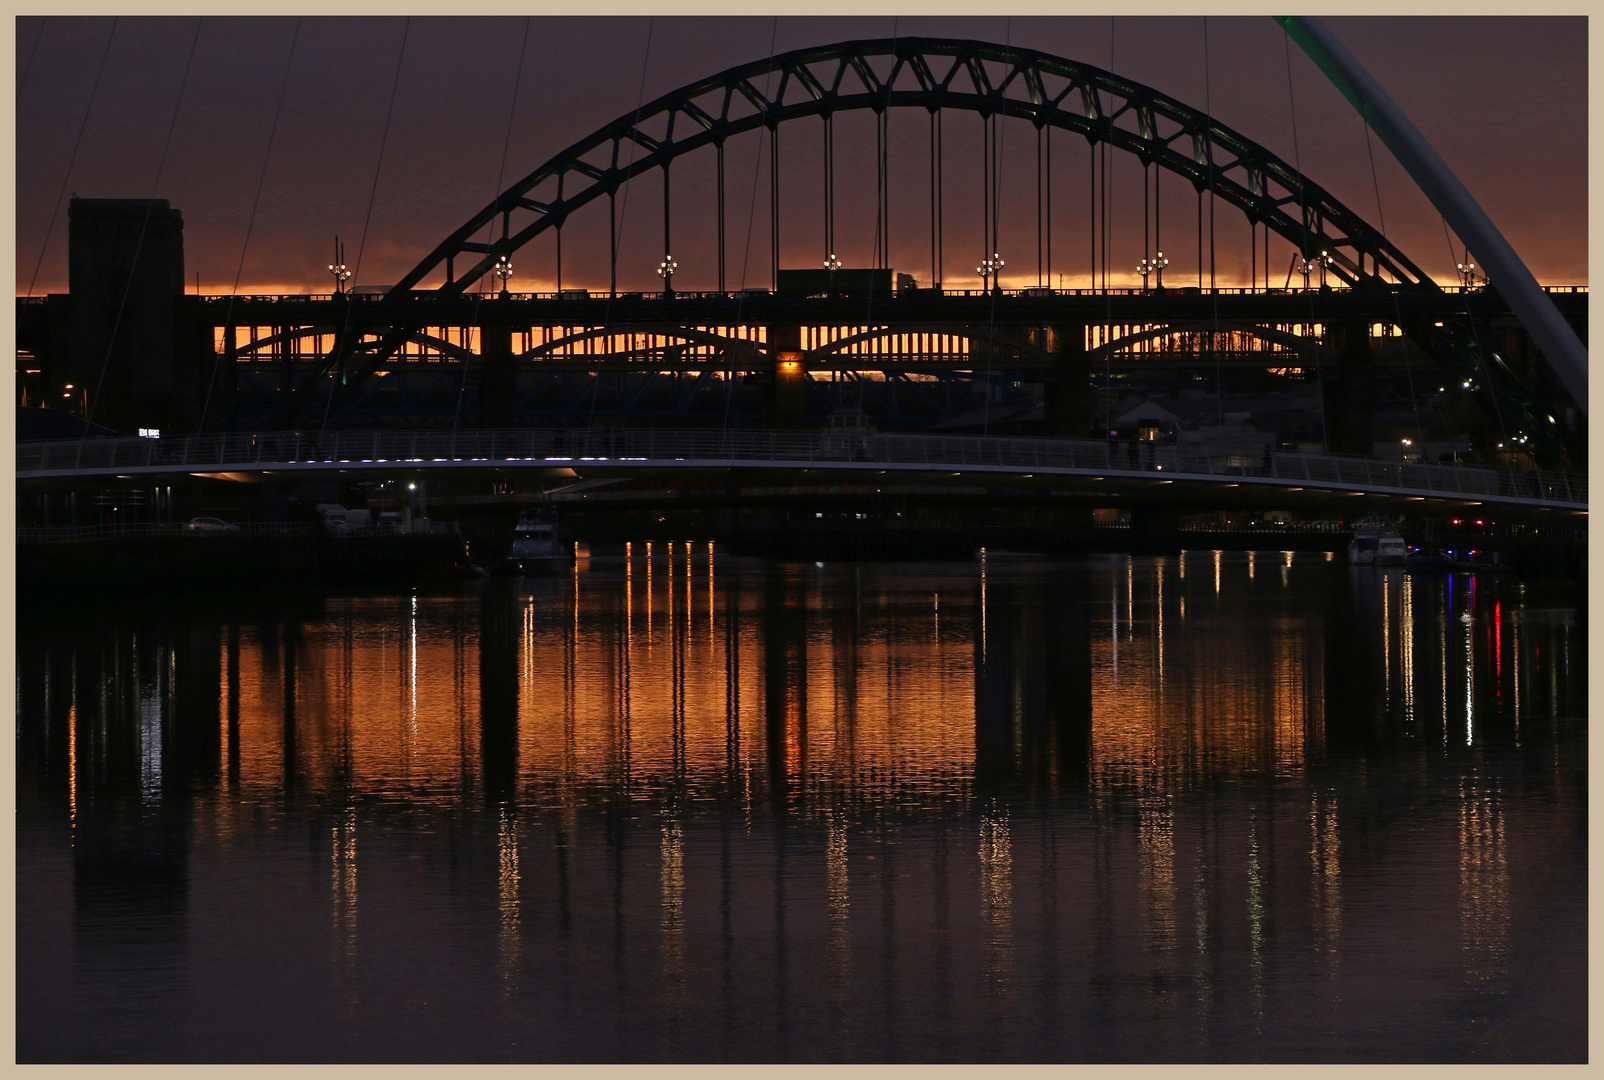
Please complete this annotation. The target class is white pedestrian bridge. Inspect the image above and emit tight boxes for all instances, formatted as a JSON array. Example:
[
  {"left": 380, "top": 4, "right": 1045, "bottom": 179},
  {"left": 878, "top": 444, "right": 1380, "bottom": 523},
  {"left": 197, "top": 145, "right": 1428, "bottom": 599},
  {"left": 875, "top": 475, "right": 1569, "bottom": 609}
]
[{"left": 16, "top": 428, "right": 1587, "bottom": 512}]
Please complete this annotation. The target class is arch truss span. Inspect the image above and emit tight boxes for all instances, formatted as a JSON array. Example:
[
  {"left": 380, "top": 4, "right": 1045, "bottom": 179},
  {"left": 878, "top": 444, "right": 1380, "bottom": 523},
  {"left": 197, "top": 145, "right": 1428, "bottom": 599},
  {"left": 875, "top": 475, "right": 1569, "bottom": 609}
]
[
  {"left": 521, "top": 324, "right": 770, "bottom": 365},
  {"left": 235, "top": 326, "right": 476, "bottom": 365},
  {"left": 1089, "top": 321, "right": 1341, "bottom": 365},
  {"left": 807, "top": 323, "right": 1056, "bottom": 366},
  {"left": 394, "top": 36, "right": 1435, "bottom": 298}
]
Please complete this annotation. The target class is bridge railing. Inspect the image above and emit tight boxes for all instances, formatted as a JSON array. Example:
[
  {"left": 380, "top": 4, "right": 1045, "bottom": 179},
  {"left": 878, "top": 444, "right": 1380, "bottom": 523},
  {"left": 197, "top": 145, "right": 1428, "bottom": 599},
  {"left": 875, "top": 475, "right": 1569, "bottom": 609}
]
[
  {"left": 17, "top": 522, "right": 319, "bottom": 542},
  {"left": 16, "top": 428, "right": 1586, "bottom": 507},
  {"left": 17, "top": 521, "right": 462, "bottom": 543},
  {"left": 187, "top": 284, "right": 1587, "bottom": 304}
]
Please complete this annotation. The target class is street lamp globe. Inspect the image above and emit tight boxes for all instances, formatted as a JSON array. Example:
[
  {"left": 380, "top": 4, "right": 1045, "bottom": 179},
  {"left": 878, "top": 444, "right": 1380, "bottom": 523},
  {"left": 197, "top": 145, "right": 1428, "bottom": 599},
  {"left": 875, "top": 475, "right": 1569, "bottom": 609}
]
[{"left": 977, "top": 253, "right": 1004, "bottom": 290}]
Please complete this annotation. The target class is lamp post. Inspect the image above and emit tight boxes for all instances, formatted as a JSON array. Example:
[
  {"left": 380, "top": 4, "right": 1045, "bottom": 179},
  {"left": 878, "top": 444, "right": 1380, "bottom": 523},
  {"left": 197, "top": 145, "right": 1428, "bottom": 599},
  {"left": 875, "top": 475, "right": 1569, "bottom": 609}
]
[
  {"left": 492, "top": 255, "right": 513, "bottom": 295},
  {"left": 1137, "top": 250, "right": 1169, "bottom": 292},
  {"left": 658, "top": 255, "right": 678, "bottom": 297},
  {"left": 977, "top": 252, "right": 1004, "bottom": 292},
  {"left": 328, "top": 236, "right": 351, "bottom": 295},
  {"left": 1457, "top": 259, "right": 1478, "bottom": 290}
]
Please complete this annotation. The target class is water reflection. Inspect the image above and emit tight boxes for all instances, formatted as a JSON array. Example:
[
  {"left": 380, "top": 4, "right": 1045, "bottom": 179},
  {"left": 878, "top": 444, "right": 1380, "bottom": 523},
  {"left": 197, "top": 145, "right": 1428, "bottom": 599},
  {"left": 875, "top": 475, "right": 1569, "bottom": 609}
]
[
  {"left": 978, "top": 803, "right": 1013, "bottom": 994},
  {"left": 13, "top": 554, "right": 1586, "bottom": 1063},
  {"left": 659, "top": 817, "right": 685, "bottom": 1023},
  {"left": 1458, "top": 779, "right": 1510, "bottom": 982},
  {"left": 498, "top": 805, "right": 521, "bottom": 992},
  {"left": 825, "top": 809, "right": 850, "bottom": 1006},
  {"left": 1309, "top": 790, "right": 1341, "bottom": 972},
  {"left": 1138, "top": 796, "right": 1176, "bottom": 954},
  {"left": 332, "top": 807, "right": 358, "bottom": 986}
]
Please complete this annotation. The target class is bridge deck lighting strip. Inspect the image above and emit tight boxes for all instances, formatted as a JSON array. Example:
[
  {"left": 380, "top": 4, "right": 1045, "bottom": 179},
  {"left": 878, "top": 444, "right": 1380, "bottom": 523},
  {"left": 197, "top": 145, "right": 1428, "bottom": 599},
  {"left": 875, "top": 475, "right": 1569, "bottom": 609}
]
[{"left": 16, "top": 431, "right": 1584, "bottom": 510}]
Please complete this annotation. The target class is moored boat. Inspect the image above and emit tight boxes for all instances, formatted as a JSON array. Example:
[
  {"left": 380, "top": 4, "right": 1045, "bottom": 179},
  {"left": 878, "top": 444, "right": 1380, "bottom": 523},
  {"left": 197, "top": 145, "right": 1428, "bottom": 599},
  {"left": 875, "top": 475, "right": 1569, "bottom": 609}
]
[
  {"left": 494, "top": 509, "right": 572, "bottom": 576},
  {"left": 1349, "top": 524, "right": 1407, "bottom": 565}
]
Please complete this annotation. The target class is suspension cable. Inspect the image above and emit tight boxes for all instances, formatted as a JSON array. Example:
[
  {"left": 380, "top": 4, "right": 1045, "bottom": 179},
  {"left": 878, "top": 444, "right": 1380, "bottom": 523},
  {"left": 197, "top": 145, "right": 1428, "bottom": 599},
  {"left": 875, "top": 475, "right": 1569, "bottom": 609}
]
[
  {"left": 318, "top": 16, "right": 410, "bottom": 430},
  {"left": 1196, "top": 188, "right": 1202, "bottom": 291},
  {"left": 876, "top": 110, "right": 887, "bottom": 268},
  {"left": 1103, "top": 128, "right": 1112, "bottom": 293},
  {"left": 1102, "top": 17, "right": 1115, "bottom": 437},
  {"left": 735, "top": 20, "right": 775, "bottom": 291},
  {"left": 1045, "top": 124, "right": 1052, "bottom": 289},
  {"left": 881, "top": 17, "right": 897, "bottom": 276},
  {"left": 609, "top": 16, "right": 655, "bottom": 300},
  {"left": 27, "top": 17, "right": 117, "bottom": 299},
  {"left": 451, "top": 16, "right": 530, "bottom": 437},
  {"left": 1204, "top": 15, "right": 1221, "bottom": 425},
  {"left": 717, "top": 140, "right": 726, "bottom": 292},
  {"left": 1090, "top": 126, "right": 1103, "bottom": 295},
  {"left": 729, "top": 17, "right": 779, "bottom": 431},
  {"left": 1441, "top": 213, "right": 1509, "bottom": 444},
  {"left": 591, "top": 17, "right": 657, "bottom": 432},
  {"left": 1362, "top": 117, "right": 1425, "bottom": 443},
  {"left": 198, "top": 16, "right": 302, "bottom": 435},
  {"left": 980, "top": 113, "right": 990, "bottom": 279},
  {"left": 929, "top": 109, "right": 938, "bottom": 287},
  {"left": 982, "top": 18, "right": 1013, "bottom": 437},
  {"left": 823, "top": 112, "right": 834, "bottom": 259},
  {"left": 17, "top": 16, "right": 47, "bottom": 96},
  {"left": 770, "top": 122, "right": 780, "bottom": 290},
  {"left": 662, "top": 160, "right": 672, "bottom": 272},
  {"left": 1283, "top": 24, "right": 1328, "bottom": 452},
  {"left": 89, "top": 17, "right": 201, "bottom": 428},
  {"left": 1142, "top": 160, "right": 1149, "bottom": 279}
]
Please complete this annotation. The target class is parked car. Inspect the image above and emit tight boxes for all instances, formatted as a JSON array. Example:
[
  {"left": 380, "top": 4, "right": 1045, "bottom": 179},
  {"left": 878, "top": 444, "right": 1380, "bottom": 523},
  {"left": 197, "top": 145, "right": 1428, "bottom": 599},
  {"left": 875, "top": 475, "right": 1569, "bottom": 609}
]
[{"left": 187, "top": 517, "right": 239, "bottom": 532}]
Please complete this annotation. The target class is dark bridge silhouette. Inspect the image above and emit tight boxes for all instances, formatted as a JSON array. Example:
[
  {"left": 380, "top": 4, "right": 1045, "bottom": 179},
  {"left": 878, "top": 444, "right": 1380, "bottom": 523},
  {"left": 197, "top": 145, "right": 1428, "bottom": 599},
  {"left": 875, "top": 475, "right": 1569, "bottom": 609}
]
[
  {"left": 17, "top": 36, "right": 1585, "bottom": 471},
  {"left": 17, "top": 427, "right": 1586, "bottom": 514}
]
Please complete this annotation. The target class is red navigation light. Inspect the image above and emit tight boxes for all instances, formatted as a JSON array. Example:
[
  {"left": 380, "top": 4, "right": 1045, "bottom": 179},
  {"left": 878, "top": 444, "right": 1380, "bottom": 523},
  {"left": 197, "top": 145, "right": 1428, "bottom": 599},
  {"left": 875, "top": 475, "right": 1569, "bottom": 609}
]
[
  {"left": 1452, "top": 518, "right": 1461, "bottom": 525},
  {"left": 1475, "top": 519, "right": 1483, "bottom": 526}
]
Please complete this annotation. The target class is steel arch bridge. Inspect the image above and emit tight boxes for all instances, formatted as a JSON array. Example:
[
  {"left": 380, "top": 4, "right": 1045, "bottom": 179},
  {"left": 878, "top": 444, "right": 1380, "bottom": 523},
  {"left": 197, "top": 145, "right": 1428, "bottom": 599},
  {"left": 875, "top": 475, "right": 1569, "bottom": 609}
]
[
  {"left": 398, "top": 36, "right": 1429, "bottom": 295},
  {"left": 235, "top": 38, "right": 1580, "bottom": 453}
]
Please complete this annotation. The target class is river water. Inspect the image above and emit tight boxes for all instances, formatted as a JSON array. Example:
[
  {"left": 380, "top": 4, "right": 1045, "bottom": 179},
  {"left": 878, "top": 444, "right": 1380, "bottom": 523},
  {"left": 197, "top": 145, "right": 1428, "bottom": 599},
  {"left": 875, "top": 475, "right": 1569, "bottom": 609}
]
[{"left": 16, "top": 549, "right": 1586, "bottom": 1062}]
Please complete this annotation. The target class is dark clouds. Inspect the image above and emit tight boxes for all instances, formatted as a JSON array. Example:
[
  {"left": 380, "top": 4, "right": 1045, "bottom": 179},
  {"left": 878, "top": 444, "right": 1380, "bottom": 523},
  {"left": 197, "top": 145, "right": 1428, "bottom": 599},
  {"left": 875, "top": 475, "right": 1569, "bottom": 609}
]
[{"left": 14, "top": 16, "right": 1586, "bottom": 295}]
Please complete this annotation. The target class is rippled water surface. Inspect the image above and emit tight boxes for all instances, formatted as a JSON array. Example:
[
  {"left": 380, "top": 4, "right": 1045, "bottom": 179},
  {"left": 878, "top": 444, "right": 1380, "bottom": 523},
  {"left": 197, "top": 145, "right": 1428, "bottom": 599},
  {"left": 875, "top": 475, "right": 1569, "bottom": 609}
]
[{"left": 16, "top": 549, "right": 1586, "bottom": 1062}]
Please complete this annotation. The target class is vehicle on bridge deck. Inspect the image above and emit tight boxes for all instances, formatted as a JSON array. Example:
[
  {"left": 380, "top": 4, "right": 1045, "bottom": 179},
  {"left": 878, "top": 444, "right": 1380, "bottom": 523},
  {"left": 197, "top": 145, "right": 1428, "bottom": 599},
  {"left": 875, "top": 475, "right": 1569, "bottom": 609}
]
[
  {"left": 496, "top": 509, "right": 570, "bottom": 577},
  {"left": 1349, "top": 524, "right": 1407, "bottom": 565}
]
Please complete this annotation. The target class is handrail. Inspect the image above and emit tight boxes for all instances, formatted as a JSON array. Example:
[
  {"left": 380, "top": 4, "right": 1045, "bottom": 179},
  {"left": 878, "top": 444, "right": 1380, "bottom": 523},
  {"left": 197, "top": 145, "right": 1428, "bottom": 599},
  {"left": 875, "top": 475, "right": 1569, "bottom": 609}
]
[
  {"left": 155, "top": 283, "right": 1585, "bottom": 304},
  {"left": 15, "top": 428, "right": 1586, "bottom": 508},
  {"left": 17, "top": 521, "right": 461, "bottom": 542}
]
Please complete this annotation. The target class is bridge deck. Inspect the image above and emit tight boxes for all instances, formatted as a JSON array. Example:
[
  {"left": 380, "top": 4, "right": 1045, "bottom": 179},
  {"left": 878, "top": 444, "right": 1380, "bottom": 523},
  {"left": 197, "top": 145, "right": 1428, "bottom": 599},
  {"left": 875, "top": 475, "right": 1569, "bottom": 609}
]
[
  {"left": 19, "top": 285, "right": 1587, "bottom": 329},
  {"left": 17, "top": 429, "right": 1586, "bottom": 511}
]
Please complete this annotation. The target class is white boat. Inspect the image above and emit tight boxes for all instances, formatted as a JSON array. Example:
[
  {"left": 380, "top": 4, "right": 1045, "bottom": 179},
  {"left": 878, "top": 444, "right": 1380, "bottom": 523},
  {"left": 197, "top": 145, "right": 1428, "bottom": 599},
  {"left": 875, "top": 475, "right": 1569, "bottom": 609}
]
[
  {"left": 496, "top": 509, "right": 571, "bottom": 576},
  {"left": 1349, "top": 525, "right": 1407, "bottom": 565}
]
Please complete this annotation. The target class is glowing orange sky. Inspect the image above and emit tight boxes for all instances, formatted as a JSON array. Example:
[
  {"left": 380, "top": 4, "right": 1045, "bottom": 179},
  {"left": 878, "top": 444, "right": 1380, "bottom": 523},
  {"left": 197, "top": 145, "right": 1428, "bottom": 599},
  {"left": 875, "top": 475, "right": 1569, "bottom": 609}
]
[{"left": 16, "top": 17, "right": 1585, "bottom": 298}]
